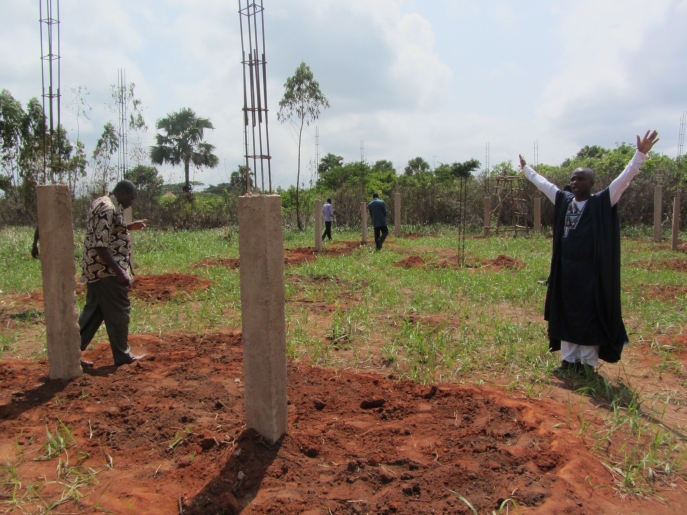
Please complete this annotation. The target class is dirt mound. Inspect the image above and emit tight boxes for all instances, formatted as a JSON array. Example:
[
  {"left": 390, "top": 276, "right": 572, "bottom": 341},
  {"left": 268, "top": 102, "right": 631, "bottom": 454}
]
[
  {"left": 0, "top": 332, "right": 683, "bottom": 514},
  {"left": 403, "top": 233, "right": 437, "bottom": 239},
  {"left": 189, "top": 258, "right": 240, "bottom": 270},
  {"left": 131, "top": 273, "right": 212, "bottom": 301},
  {"left": 484, "top": 254, "right": 524, "bottom": 270},
  {"left": 642, "top": 284, "right": 687, "bottom": 301},
  {"left": 394, "top": 256, "right": 426, "bottom": 268},
  {"left": 633, "top": 258, "right": 687, "bottom": 273},
  {"left": 285, "top": 240, "right": 362, "bottom": 266}
]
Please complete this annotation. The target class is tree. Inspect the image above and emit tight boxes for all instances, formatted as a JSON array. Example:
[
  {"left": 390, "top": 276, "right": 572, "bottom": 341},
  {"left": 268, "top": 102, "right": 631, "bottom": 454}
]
[
  {"left": 92, "top": 122, "right": 119, "bottom": 192},
  {"left": 124, "top": 164, "right": 163, "bottom": 193},
  {"left": 150, "top": 108, "right": 218, "bottom": 193},
  {"left": 277, "top": 62, "right": 330, "bottom": 229},
  {"left": 405, "top": 157, "right": 430, "bottom": 176},
  {"left": 318, "top": 152, "right": 343, "bottom": 174}
]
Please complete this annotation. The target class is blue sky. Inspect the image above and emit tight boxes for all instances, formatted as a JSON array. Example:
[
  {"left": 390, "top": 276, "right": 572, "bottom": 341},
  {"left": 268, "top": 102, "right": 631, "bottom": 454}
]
[{"left": 2, "top": 0, "right": 686, "bottom": 189}]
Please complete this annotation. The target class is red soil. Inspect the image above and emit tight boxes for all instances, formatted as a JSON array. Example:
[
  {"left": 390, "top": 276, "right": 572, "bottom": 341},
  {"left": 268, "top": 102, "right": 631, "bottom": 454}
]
[
  {"left": 642, "top": 284, "right": 687, "bottom": 301},
  {"left": 131, "top": 273, "right": 212, "bottom": 301},
  {"left": 1, "top": 331, "right": 682, "bottom": 514},
  {"left": 394, "top": 256, "right": 426, "bottom": 269},
  {"left": 484, "top": 255, "right": 524, "bottom": 270},
  {"left": 633, "top": 258, "right": 687, "bottom": 273},
  {"left": 190, "top": 241, "right": 364, "bottom": 269}
]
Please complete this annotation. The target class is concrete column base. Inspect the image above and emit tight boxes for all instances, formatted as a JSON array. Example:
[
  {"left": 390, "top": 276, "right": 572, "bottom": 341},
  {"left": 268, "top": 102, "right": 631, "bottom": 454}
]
[
  {"left": 654, "top": 185, "right": 663, "bottom": 242},
  {"left": 36, "top": 185, "right": 82, "bottom": 380},
  {"left": 533, "top": 197, "right": 541, "bottom": 234},
  {"left": 238, "top": 195, "right": 288, "bottom": 444},
  {"left": 361, "top": 202, "right": 367, "bottom": 244},
  {"left": 314, "top": 199, "right": 322, "bottom": 251},
  {"left": 672, "top": 194, "right": 681, "bottom": 251},
  {"left": 394, "top": 192, "right": 401, "bottom": 237},
  {"left": 483, "top": 196, "right": 491, "bottom": 236}
]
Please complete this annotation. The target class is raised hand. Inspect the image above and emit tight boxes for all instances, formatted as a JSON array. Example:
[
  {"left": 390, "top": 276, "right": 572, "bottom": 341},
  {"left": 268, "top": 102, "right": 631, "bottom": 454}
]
[
  {"left": 518, "top": 154, "right": 527, "bottom": 170},
  {"left": 637, "top": 130, "right": 659, "bottom": 154}
]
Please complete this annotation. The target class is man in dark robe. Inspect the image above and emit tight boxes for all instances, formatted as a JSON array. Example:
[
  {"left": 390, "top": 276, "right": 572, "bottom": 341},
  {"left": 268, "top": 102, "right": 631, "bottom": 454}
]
[{"left": 519, "top": 130, "right": 659, "bottom": 370}]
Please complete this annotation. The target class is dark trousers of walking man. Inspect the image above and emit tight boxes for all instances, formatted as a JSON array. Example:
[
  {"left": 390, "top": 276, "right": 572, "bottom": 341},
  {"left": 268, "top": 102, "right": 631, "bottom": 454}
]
[
  {"left": 322, "top": 221, "right": 332, "bottom": 241},
  {"left": 374, "top": 226, "right": 388, "bottom": 250}
]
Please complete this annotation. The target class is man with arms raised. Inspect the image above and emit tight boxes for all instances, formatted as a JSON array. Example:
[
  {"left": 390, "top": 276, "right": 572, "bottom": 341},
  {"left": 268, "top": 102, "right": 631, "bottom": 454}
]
[{"left": 519, "top": 130, "right": 659, "bottom": 371}]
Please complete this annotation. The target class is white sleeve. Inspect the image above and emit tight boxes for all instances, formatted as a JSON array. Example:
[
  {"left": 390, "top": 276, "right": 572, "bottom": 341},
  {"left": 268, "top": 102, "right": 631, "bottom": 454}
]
[
  {"left": 522, "top": 165, "right": 558, "bottom": 204},
  {"left": 609, "top": 151, "right": 647, "bottom": 206}
]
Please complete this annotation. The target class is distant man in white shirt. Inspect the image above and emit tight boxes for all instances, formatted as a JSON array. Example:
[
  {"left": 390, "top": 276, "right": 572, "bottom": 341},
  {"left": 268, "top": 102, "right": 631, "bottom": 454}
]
[
  {"left": 519, "top": 130, "right": 659, "bottom": 372},
  {"left": 322, "top": 198, "right": 334, "bottom": 242}
]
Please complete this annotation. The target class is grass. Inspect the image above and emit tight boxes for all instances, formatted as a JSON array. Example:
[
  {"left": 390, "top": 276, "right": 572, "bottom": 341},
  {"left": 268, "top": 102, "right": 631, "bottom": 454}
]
[{"left": 1, "top": 224, "right": 687, "bottom": 499}]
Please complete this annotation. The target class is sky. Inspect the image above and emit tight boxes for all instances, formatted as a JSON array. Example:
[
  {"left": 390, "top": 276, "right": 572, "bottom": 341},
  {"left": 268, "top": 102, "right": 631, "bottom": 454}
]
[{"left": 1, "top": 0, "right": 686, "bottom": 189}]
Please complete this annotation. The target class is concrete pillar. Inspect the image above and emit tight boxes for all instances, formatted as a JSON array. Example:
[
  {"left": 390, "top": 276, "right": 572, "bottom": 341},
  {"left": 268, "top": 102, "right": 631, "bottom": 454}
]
[
  {"left": 314, "top": 199, "right": 322, "bottom": 251},
  {"left": 672, "top": 193, "right": 681, "bottom": 251},
  {"left": 123, "top": 207, "right": 134, "bottom": 270},
  {"left": 483, "top": 196, "right": 491, "bottom": 236},
  {"left": 237, "top": 195, "right": 288, "bottom": 444},
  {"left": 533, "top": 196, "right": 541, "bottom": 234},
  {"left": 654, "top": 185, "right": 663, "bottom": 242},
  {"left": 361, "top": 202, "right": 367, "bottom": 244},
  {"left": 394, "top": 192, "right": 401, "bottom": 237},
  {"left": 36, "top": 185, "right": 83, "bottom": 380}
]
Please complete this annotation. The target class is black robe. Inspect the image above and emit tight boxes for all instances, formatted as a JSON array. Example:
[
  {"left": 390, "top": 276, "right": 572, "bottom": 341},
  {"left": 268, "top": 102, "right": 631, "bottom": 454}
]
[{"left": 544, "top": 188, "right": 628, "bottom": 363}]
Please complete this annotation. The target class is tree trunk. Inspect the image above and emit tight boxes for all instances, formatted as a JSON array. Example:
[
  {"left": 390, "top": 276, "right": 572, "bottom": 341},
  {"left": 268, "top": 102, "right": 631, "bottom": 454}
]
[
  {"left": 184, "top": 158, "right": 191, "bottom": 193},
  {"left": 296, "top": 118, "right": 304, "bottom": 230}
]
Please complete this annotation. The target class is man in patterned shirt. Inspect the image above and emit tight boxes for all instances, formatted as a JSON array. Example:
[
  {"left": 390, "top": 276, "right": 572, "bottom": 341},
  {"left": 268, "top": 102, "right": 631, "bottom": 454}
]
[{"left": 79, "top": 180, "right": 147, "bottom": 367}]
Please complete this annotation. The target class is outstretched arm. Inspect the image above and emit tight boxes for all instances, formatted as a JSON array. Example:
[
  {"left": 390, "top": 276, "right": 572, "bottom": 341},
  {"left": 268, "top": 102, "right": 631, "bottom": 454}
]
[
  {"left": 609, "top": 130, "right": 659, "bottom": 206},
  {"left": 518, "top": 155, "right": 558, "bottom": 204}
]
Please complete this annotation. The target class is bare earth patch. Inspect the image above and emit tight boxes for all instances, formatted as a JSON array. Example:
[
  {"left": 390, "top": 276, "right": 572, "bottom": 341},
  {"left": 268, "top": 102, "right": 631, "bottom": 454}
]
[
  {"left": 130, "top": 273, "right": 212, "bottom": 301},
  {"left": 2, "top": 332, "right": 684, "bottom": 514}
]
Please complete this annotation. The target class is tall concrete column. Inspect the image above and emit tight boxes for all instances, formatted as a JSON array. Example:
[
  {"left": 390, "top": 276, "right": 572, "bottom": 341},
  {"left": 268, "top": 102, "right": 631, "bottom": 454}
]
[
  {"left": 314, "top": 199, "right": 322, "bottom": 251},
  {"left": 483, "top": 197, "right": 491, "bottom": 236},
  {"left": 654, "top": 185, "right": 663, "bottom": 242},
  {"left": 36, "top": 185, "right": 83, "bottom": 380},
  {"left": 533, "top": 196, "right": 541, "bottom": 234},
  {"left": 672, "top": 193, "right": 681, "bottom": 251},
  {"left": 394, "top": 192, "right": 401, "bottom": 237},
  {"left": 238, "top": 195, "right": 288, "bottom": 444},
  {"left": 361, "top": 202, "right": 367, "bottom": 244}
]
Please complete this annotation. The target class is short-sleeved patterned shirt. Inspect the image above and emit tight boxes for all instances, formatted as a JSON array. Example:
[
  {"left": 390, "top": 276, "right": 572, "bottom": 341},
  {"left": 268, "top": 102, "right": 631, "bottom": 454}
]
[{"left": 80, "top": 195, "right": 132, "bottom": 283}]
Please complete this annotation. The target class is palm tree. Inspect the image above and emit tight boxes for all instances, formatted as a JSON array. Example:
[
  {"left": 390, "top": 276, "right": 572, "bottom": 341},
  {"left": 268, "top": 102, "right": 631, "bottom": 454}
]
[{"left": 150, "top": 108, "right": 219, "bottom": 193}]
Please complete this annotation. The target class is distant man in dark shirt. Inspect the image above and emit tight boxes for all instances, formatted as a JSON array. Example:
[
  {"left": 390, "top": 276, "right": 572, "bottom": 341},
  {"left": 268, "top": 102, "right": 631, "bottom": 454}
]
[
  {"left": 79, "top": 180, "right": 147, "bottom": 368},
  {"left": 367, "top": 193, "right": 388, "bottom": 251}
]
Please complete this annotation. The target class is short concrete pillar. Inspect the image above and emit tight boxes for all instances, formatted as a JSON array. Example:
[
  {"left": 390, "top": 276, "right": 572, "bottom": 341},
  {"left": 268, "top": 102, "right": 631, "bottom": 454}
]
[
  {"left": 483, "top": 196, "right": 491, "bottom": 236},
  {"left": 654, "top": 185, "right": 663, "bottom": 242},
  {"left": 36, "top": 185, "right": 83, "bottom": 380},
  {"left": 394, "top": 192, "right": 401, "bottom": 237},
  {"left": 672, "top": 193, "right": 681, "bottom": 251},
  {"left": 314, "top": 199, "right": 322, "bottom": 252},
  {"left": 361, "top": 202, "right": 367, "bottom": 244},
  {"left": 238, "top": 195, "right": 288, "bottom": 444},
  {"left": 533, "top": 196, "right": 541, "bottom": 234}
]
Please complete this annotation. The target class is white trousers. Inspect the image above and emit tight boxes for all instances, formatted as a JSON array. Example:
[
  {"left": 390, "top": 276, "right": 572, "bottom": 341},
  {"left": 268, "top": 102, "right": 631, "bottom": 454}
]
[{"left": 561, "top": 341, "right": 600, "bottom": 366}]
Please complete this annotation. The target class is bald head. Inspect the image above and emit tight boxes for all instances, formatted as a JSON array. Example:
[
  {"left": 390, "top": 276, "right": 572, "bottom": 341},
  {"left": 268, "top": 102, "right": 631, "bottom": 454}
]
[{"left": 569, "top": 167, "right": 595, "bottom": 201}]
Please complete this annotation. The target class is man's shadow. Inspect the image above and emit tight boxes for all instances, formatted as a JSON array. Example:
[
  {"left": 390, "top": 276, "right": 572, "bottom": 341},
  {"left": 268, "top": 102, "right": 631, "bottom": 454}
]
[
  {"left": 0, "top": 366, "right": 118, "bottom": 422},
  {"left": 183, "top": 428, "right": 283, "bottom": 515}
]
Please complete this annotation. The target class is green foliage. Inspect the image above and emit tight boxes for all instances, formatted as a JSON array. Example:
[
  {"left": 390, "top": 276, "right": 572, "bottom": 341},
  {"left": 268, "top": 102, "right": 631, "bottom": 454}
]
[
  {"left": 150, "top": 108, "right": 219, "bottom": 193},
  {"left": 318, "top": 153, "right": 343, "bottom": 174},
  {"left": 404, "top": 156, "right": 430, "bottom": 176}
]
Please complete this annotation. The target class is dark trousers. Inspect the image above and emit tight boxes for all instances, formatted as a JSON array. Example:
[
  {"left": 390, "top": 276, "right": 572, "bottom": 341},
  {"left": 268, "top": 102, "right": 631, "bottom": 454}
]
[
  {"left": 374, "top": 226, "right": 388, "bottom": 250},
  {"left": 322, "top": 221, "right": 332, "bottom": 241},
  {"left": 79, "top": 276, "right": 134, "bottom": 365}
]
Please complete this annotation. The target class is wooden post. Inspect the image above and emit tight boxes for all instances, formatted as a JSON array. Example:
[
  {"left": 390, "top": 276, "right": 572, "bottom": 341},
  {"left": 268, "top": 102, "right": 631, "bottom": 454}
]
[
  {"left": 672, "top": 193, "right": 681, "bottom": 251},
  {"left": 394, "top": 192, "right": 401, "bottom": 237},
  {"left": 483, "top": 196, "right": 491, "bottom": 236},
  {"left": 361, "top": 202, "right": 367, "bottom": 244},
  {"left": 653, "top": 185, "right": 663, "bottom": 242},
  {"left": 314, "top": 199, "right": 322, "bottom": 252},
  {"left": 533, "top": 196, "right": 541, "bottom": 234}
]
